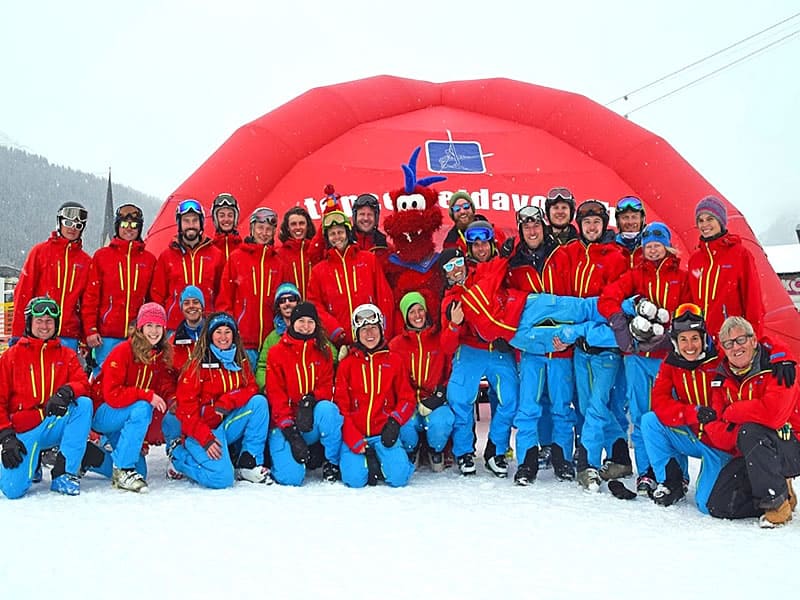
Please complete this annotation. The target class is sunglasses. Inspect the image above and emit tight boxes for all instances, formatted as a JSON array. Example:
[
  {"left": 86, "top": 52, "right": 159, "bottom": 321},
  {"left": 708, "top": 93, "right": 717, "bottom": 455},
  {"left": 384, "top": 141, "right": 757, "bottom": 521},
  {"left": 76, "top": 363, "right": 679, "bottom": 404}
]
[
  {"left": 322, "top": 212, "right": 349, "bottom": 229},
  {"left": 61, "top": 218, "right": 85, "bottom": 231},
  {"left": 517, "top": 205, "right": 545, "bottom": 225},
  {"left": 177, "top": 199, "right": 203, "bottom": 216},
  {"left": 119, "top": 221, "right": 140, "bottom": 230},
  {"left": 353, "top": 309, "right": 382, "bottom": 329},
  {"left": 277, "top": 295, "right": 300, "bottom": 305},
  {"left": 442, "top": 257, "right": 465, "bottom": 272},
  {"left": 720, "top": 334, "right": 753, "bottom": 350},
  {"left": 546, "top": 187, "right": 573, "bottom": 202},
  {"left": 465, "top": 226, "right": 494, "bottom": 244},
  {"left": 29, "top": 298, "right": 60, "bottom": 318},
  {"left": 452, "top": 202, "right": 473, "bottom": 214},
  {"left": 616, "top": 196, "right": 643, "bottom": 212},
  {"left": 673, "top": 303, "right": 703, "bottom": 320},
  {"left": 251, "top": 208, "right": 278, "bottom": 226}
]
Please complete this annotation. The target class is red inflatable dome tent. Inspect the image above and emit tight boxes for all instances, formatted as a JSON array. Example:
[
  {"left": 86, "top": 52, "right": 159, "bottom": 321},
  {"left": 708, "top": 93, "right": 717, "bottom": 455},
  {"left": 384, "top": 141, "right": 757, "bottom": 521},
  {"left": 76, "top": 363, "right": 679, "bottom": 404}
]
[{"left": 147, "top": 75, "right": 800, "bottom": 354}]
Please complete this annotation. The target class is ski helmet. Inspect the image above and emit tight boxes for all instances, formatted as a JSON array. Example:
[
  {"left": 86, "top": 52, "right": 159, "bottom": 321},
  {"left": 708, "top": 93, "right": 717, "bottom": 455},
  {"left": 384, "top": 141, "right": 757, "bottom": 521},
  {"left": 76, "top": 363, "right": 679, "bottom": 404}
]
[
  {"left": 56, "top": 202, "right": 88, "bottom": 236},
  {"left": 175, "top": 199, "right": 205, "bottom": 233},
  {"left": 544, "top": 187, "right": 575, "bottom": 222},
  {"left": 114, "top": 204, "right": 144, "bottom": 241},
  {"left": 352, "top": 193, "right": 380, "bottom": 222},
  {"left": 212, "top": 193, "right": 239, "bottom": 232},
  {"left": 24, "top": 296, "right": 61, "bottom": 339}
]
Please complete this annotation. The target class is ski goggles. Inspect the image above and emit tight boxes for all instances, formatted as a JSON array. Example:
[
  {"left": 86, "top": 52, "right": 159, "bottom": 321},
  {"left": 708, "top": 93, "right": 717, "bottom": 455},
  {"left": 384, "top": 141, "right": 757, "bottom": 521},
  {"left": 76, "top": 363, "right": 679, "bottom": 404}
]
[
  {"left": 546, "top": 187, "right": 573, "bottom": 202},
  {"left": 117, "top": 204, "right": 143, "bottom": 221},
  {"left": 616, "top": 196, "right": 643, "bottom": 212},
  {"left": 451, "top": 202, "right": 473, "bottom": 214},
  {"left": 213, "top": 194, "right": 237, "bottom": 209},
  {"left": 322, "top": 211, "right": 350, "bottom": 229},
  {"left": 250, "top": 207, "right": 278, "bottom": 226},
  {"left": 353, "top": 308, "right": 382, "bottom": 329},
  {"left": 28, "top": 297, "right": 60, "bottom": 318},
  {"left": 58, "top": 205, "right": 88, "bottom": 222},
  {"left": 464, "top": 225, "right": 494, "bottom": 243},
  {"left": 673, "top": 303, "right": 703, "bottom": 320},
  {"left": 442, "top": 256, "right": 465, "bottom": 272},
  {"left": 177, "top": 199, "right": 204, "bottom": 216},
  {"left": 642, "top": 225, "right": 669, "bottom": 240},
  {"left": 517, "top": 205, "right": 545, "bottom": 225},
  {"left": 720, "top": 334, "right": 754, "bottom": 350}
]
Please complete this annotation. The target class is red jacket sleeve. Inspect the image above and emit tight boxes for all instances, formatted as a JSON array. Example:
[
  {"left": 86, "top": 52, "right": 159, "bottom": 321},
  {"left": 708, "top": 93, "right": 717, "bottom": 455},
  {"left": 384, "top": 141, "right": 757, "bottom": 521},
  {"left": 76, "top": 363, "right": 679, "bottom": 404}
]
[
  {"left": 333, "top": 357, "right": 366, "bottom": 453},
  {"left": 651, "top": 363, "right": 697, "bottom": 427},
  {"left": 81, "top": 256, "right": 103, "bottom": 336},
  {"left": 598, "top": 271, "right": 636, "bottom": 319},
  {"left": 11, "top": 245, "right": 40, "bottom": 337},
  {"left": 215, "top": 260, "right": 234, "bottom": 315},
  {"left": 176, "top": 363, "right": 215, "bottom": 447},
  {"left": 266, "top": 345, "right": 293, "bottom": 428},
  {"left": 149, "top": 253, "right": 170, "bottom": 307}
]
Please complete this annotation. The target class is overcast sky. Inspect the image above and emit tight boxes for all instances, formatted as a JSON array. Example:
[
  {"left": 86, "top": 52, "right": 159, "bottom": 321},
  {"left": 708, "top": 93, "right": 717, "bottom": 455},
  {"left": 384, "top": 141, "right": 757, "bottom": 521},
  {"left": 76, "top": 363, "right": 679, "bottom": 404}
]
[{"left": 2, "top": 1, "right": 798, "bottom": 235}]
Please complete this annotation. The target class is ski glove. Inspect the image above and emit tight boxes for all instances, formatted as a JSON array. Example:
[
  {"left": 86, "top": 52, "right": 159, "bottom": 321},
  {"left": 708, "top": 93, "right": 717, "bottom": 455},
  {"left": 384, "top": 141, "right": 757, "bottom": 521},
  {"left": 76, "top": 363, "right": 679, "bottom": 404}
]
[
  {"left": 295, "top": 394, "right": 317, "bottom": 433},
  {"left": 365, "top": 445, "right": 381, "bottom": 486},
  {"left": 380, "top": 417, "right": 401, "bottom": 448},
  {"left": 282, "top": 425, "right": 310, "bottom": 464},
  {"left": 771, "top": 360, "right": 796, "bottom": 389},
  {"left": 635, "top": 298, "right": 658, "bottom": 320},
  {"left": 46, "top": 385, "right": 75, "bottom": 417},
  {"left": 499, "top": 238, "right": 515, "bottom": 258},
  {"left": 609, "top": 312, "right": 633, "bottom": 353},
  {"left": 696, "top": 406, "right": 717, "bottom": 425},
  {"left": 0, "top": 429, "right": 27, "bottom": 469},
  {"left": 491, "top": 338, "right": 513, "bottom": 353},
  {"left": 419, "top": 385, "right": 447, "bottom": 417}
]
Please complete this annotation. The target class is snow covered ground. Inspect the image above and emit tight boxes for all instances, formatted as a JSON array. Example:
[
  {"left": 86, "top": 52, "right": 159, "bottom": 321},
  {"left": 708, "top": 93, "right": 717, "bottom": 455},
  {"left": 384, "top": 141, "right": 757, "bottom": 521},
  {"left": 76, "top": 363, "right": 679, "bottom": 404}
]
[{"left": 2, "top": 410, "right": 798, "bottom": 600}]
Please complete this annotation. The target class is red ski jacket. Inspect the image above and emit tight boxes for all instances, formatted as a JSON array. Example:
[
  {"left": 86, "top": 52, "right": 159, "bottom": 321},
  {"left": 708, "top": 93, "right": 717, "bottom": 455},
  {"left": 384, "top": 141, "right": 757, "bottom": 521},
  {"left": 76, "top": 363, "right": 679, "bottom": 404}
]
[
  {"left": 176, "top": 354, "right": 259, "bottom": 448},
  {"left": 82, "top": 238, "right": 157, "bottom": 338},
  {"left": 94, "top": 339, "right": 177, "bottom": 411},
  {"left": 266, "top": 333, "right": 334, "bottom": 429},
  {"left": 333, "top": 346, "right": 415, "bottom": 453},
  {"left": 561, "top": 238, "right": 628, "bottom": 299},
  {"left": 388, "top": 325, "right": 458, "bottom": 404},
  {"left": 0, "top": 336, "right": 89, "bottom": 433},
  {"left": 212, "top": 231, "right": 242, "bottom": 262},
  {"left": 150, "top": 237, "right": 225, "bottom": 330},
  {"left": 12, "top": 232, "right": 92, "bottom": 339},
  {"left": 216, "top": 241, "right": 287, "bottom": 350},
  {"left": 306, "top": 245, "right": 394, "bottom": 344},
  {"left": 687, "top": 232, "right": 764, "bottom": 339},
  {"left": 276, "top": 236, "right": 325, "bottom": 300}
]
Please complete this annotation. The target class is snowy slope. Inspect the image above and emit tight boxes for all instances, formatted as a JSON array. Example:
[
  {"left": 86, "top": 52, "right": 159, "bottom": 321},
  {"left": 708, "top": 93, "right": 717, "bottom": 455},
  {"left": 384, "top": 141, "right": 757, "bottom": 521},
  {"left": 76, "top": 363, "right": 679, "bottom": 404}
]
[{"left": 2, "top": 413, "right": 798, "bottom": 600}]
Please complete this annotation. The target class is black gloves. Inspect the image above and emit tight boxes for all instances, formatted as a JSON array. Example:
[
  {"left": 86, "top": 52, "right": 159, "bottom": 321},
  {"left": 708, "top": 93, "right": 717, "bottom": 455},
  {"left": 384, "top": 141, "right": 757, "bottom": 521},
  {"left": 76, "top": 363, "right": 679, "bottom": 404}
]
[
  {"left": 381, "top": 417, "right": 401, "bottom": 448},
  {"left": 421, "top": 386, "right": 447, "bottom": 413},
  {"left": 696, "top": 406, "right": 717, "bottom": 425},
  {"left": 0, "top": 429, "right": 27, "bottom": 469},
  {"left": 499, "top": 238, "right": 515, "bottom": 258},
  {"left": 282, "top": 425, "right": 310, "bottom": 464},
  {"left": 46, "top": 385, "right": 75, "bottom": 417},
  {"left": 771, "top": 360, "right": 797, "bottom": 389},
  {"left": 608, "top": 312, "right": 633, "bottom": 353},
  {"left": 491, "top": 338, "right": 513, "bottom": 353},
  {"left": 365, "top": 445, "right": 381, "bottom": 486},
  {"left": 295, "top": 393, "right": 317, "bottom": 433}
]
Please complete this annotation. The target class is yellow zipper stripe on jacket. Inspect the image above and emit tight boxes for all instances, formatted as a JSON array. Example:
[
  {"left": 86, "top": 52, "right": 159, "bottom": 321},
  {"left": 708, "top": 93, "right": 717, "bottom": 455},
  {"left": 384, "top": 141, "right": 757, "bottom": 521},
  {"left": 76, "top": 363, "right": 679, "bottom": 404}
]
[
  {"left": 462, "top": 287, "right": 517, "bottom": 332},
  {"left": 58, "top": 244, "right": 72, "bottom": 335}
]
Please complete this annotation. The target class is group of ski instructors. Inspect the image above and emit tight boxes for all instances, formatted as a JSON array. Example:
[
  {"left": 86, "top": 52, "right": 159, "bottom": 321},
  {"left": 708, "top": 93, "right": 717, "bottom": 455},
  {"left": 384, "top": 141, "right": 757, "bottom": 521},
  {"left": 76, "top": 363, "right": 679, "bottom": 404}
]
[{"left": 1, "top": 186, "right": 798, "bottom": 528}]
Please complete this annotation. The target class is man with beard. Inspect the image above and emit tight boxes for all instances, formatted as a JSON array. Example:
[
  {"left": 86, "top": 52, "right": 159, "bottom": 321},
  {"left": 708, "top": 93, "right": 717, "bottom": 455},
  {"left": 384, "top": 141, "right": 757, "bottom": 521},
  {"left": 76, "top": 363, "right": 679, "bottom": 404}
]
[
  {"left": 613, "top": 195, "right": 646, "bottom": 267},
  {"left": 352, "top": 193, "right": 391, "bottom": 267},
  {"left": 151, "top": 199, "right": 225, "bottom": 330}
]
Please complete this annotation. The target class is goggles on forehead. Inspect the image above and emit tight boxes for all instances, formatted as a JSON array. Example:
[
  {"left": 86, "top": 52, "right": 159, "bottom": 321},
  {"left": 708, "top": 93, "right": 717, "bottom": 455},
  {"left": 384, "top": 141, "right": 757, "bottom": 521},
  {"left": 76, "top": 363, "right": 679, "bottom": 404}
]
[
  {"left": 546, "top": 188, "right": 573, "bottom": 202},
  {"left": 642, "top": 226, "right": 668, "bottom": 240},
  {"left": 442, "top": 256, "right": 466, "bottom": 272},
  {"left": 117, "top": 204, "right": 143, "bottom": 221},
  {"left": 58, "top": 206, "right": 88, "bottom": 222},
  {"left": 177, "top": 199, "right": 203, "bottom": 216},
  {"left": 250, "top": 207, "right": 278, "bottom": 226},
  {"left": 673, "top": 303, "right": 703, "bottom": 320},
  {"left": 720, "top": 334, "right": 753, "bottom": 350},
  {"left": 214, "top": 194, "right": 237, "bottom": 209},
  {"left": 322, "top": 211, "right": 349, "bottom": 230},
  {"left": 61, "top": 218, "right": 86, "bottom": 231},
  {"left": 465, "top": 226, "right": 494, "bottom": 244},
  {"left": 616, "top": 196, "right": 643, "bottom": 212},
  {"left": 28, "top": 297, "right": 60, "bottom": 318},
  {"left": 517, "top": 205, "right": 545, "bottom": 225},
  {"left": 353, "top": 308, "right": 382, "bottom": 329}
]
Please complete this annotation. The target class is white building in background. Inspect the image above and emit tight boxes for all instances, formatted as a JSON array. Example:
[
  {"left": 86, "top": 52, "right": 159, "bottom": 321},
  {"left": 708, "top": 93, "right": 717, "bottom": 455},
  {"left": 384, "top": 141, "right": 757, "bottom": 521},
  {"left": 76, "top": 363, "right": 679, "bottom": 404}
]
[{"left": 763, "top": 229, "right": 800, "bottom": 311}]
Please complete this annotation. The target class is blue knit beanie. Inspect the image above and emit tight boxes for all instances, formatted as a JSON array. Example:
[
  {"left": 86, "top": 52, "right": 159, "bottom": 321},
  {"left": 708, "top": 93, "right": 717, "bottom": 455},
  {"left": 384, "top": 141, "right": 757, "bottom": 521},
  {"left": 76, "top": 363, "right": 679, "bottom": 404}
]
[
  {"left": 180, "top": 285, "right": 205, "bottom": 308},
  {"left": 641, "top": 222, "right": 672, "bottom": 248}
]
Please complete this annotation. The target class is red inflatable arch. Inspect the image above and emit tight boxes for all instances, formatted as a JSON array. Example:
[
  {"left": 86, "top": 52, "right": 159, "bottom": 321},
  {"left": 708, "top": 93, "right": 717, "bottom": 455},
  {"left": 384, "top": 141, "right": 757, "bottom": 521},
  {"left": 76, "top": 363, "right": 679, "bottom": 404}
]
[{"left": 147, "top": 75, "right": 800, "bottom": 353}]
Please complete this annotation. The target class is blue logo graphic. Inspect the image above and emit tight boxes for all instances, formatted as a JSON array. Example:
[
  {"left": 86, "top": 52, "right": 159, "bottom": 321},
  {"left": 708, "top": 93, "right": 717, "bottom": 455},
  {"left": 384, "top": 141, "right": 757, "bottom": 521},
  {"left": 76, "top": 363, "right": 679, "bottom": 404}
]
[{"left": 425, "top": 132, "right": 492, "bottom": 174}]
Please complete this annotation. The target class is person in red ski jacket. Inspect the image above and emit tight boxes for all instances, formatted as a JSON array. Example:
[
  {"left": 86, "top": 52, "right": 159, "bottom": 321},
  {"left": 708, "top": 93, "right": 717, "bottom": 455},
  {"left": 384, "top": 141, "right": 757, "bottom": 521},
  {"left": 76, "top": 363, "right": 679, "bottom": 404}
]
[
  {"left": 706, "top": 316, "right": 800, "bottom": 527},
  {"left": 640, "top": 304, "right": 732, "bottom": 513},
  {"left": 687, "top": 195, "right": 764, "bottom": 340},
  {"left": 306, "top": 187, "right": 394, "bottom": 346},
  {"left": 598, "top": 222, "right": 691, "bottom": 486},
  {"left": 216, "top": 207, "right": 287, "bottom": 364},
  {"left": 150, "top": 199, "right": 225, "bottom": 330},
  {"left": 352, "top": 193, "right": 391, "bottom": 267},
  {"left": 82, "top": 204, "right": 156, "bottom": 373},
  {"left": 164, "top": 312, "right": 270, "bottom": 488},
  {"left": 0, "top": 297, "right": 92, "bottom": 498},
  {"left": 334, "top": 304, "right": 415, "bottom": 488},
  {"left": 266, "top": 301, "right": 343, "bottom": 486},
  {"left": 276, "top": 206, "right": 324, "bottom": 299},
  {"left": 12, "top": 203, "right": 92, "bottom": 352},
  {"left": 89, "top": 303, "right": 176, "bottom": 493},
  {"left": 210, "top": 193, "right": 243, "bottom": 261},
  {"left": 391, "top": 292, "right": 457, "bottom": 472}
]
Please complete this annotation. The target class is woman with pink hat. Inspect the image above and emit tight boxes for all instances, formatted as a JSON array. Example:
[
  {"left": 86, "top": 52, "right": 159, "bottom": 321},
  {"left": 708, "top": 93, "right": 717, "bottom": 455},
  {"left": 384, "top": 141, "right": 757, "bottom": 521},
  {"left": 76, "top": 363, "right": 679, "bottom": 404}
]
[{"left": 89, "top": 302, "right": 176, "bottom": 493}]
